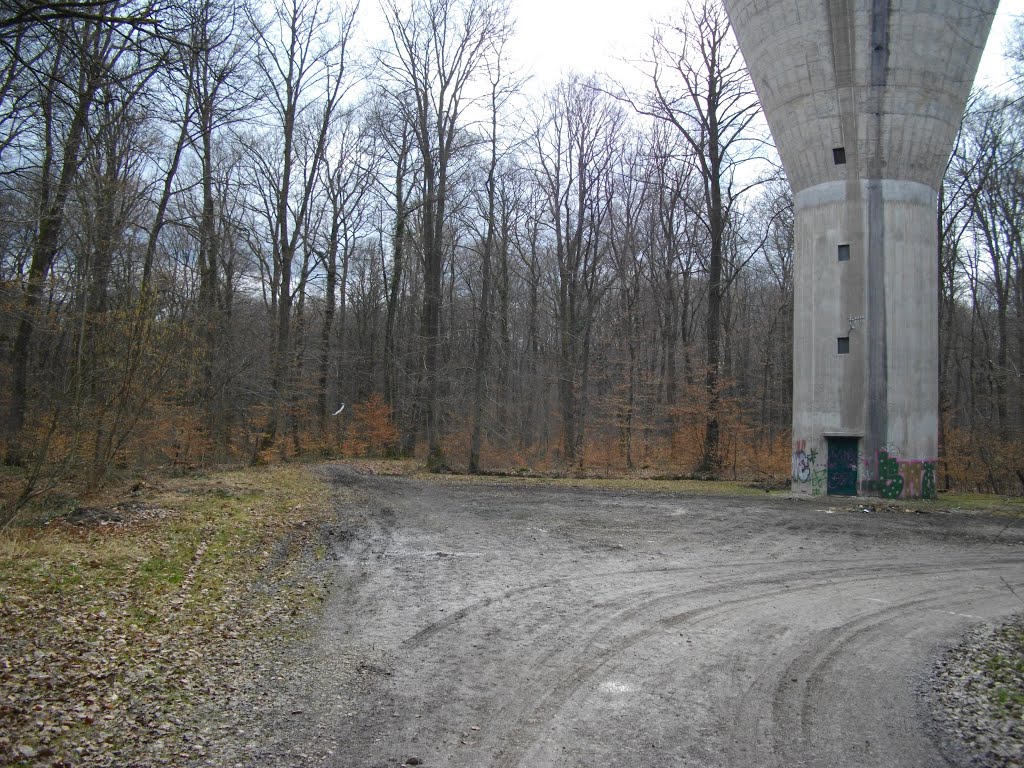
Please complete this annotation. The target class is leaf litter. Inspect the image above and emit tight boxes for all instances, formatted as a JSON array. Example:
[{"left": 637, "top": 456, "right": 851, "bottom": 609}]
[{"left": 0, "top": 464, "right": 349, "bottom": 767}]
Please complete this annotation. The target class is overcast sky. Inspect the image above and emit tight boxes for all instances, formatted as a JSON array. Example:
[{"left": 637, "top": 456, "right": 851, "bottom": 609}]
[
  {"left": 504, "top": 0, "right": 1022, "bottom": 91},
  {"left": 504, "top": 0, "right": 678, "bottom": 87},
  {"left": 975, "top": 0, "right": 1022, "bottom": 89}
]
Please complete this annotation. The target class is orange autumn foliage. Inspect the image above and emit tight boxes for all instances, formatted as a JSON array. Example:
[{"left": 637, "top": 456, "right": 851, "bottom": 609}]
[{"left": 342, "top": 393, "right": 400, "bottom": 457}]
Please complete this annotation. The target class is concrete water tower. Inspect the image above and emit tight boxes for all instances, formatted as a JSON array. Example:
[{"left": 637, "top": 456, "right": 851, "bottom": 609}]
[{"left": 723, "top": 0, "right": 998, "bottom": 498}]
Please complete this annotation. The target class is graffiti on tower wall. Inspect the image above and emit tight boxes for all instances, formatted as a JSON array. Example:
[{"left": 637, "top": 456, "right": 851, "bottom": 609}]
[
  {"left": 810, "top": 467, "right": 827, "bottom": 496},
  {"left": 861, "top": 443, "right": 900, "bottom": 484},
  {"left": 877, "top": 450, "right": 936, "bottom": 500},
  {"left": 792, "top": 440, "right": 827, "bottom": 497},
  {"left": 792, "top": 440, "right": 814, "bottom": 483},
  {"left": 795, "top": 441, "right": 937, "bottom": 499}
]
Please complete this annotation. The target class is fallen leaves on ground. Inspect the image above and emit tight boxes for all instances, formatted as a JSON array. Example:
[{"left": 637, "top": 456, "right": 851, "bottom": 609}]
[
  {"left": 0, "top": 465, "right": 344, "bottom": 767},
  {"left": 931, "top": 613, "right": 1024, "bottom": 768}
]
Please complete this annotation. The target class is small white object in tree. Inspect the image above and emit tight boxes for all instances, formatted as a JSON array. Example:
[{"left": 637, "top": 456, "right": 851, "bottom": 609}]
[{"left": 332, "top": 404, "right": 346, "bottom": 416}]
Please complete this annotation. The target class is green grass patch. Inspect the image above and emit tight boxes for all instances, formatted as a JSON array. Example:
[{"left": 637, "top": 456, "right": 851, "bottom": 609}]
[
  {"left": 971, "top": 618, "right": 1024, "bottom": 724},
  {"left": 985, "top": 624, "right": 1024, "bottom": 713},
  {"left": 933, "top": 492, "right": 1024, "bottom": 514}
]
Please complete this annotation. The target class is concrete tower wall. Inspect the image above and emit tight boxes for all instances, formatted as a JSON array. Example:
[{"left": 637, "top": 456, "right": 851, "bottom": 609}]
[
  {"left": 726, "top": 0, "right": 994, "bottom": 192},
  {"left": 723, "top": 0, "right": 997, "bottom": 498}
]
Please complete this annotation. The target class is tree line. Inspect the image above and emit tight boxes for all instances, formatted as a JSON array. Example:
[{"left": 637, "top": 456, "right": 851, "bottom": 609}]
[{"left": 1, "top": 0, "right": 1021, "bottom": 512}]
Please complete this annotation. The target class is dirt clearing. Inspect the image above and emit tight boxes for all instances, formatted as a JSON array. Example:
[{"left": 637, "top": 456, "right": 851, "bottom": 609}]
[{"left": 254, "top": 465, "right": 1024, "bottom": 768}]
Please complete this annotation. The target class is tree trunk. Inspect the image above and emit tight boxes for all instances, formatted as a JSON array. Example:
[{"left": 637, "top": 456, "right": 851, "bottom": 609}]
[
  {"left": 7, "top": 35, "right": 99, "bottom": 464},
  {"left": 700, "top": 167, "right": 723, "bottom": 474}
]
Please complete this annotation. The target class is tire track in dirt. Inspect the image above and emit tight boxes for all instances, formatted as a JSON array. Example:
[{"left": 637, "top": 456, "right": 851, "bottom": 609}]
[
  {"left": 401, "top": 557, "right": 1013, "bottom": 649},
  {"left": 727, "top": 586, "right": 1016, "bottom": 768},
  {"left": 454, "top": 562, "right": 1020, "bottom": 767},
  {"left": 313, "top": 471, "right": 1024, "bottom": 768}
]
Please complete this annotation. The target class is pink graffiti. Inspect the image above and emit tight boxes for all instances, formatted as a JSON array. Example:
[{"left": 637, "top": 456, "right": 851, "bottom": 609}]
[{"left": 899, "top": 462, "right": 925, "bottom": 499}]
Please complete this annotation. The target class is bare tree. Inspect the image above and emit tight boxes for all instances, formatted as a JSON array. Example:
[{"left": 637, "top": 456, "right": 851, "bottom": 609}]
[
  {"left": 173, "top": 0, "right": 259, "bottom": 437},
  {"left": 744, "top": 176, "right": 793, "bottom": 446},
  {"left": 376, "top": 0, "right": 511, "bottom": 469},
  {"left": 364, "top": 90, "right": 419, "bottom": 441},
  {"left": 468, "top": 38, "right": 521, "bottom": 472},
  {"left": 531, "top": 75, "right": 623, "bottom": 464},
  {"left": 604, "top": 128, "right": 650, "bottom": 469},
  {"left": 317, "top": 108, "right": 376, "bottom": 433},
  {"left": 250, "top": 0, "right": 358, "bottom": 455},
  {"left": 642, "top": 123, "right": 700, "bottom": 420},
  {"left": 3, "top": 1, "right": 158, "bottom": 465},
  {"left": 955, "top": 96, "right": 1024, "bottom": 440},
  {"left": 0, "top": 0, "right": 158, "bottom": 32},
  {"left": 628, "top": 0, "right": 761, "bottom": 474}
]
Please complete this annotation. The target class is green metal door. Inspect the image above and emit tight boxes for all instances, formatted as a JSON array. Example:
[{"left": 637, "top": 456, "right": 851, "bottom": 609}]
[{"left": 827, "top": 437, "right": 859, "bottom": 496}]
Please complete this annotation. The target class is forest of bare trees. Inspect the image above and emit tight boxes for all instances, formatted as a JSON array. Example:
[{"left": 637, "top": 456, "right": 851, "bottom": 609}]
[{"left": 1, "top": 0, "right": 1022, "bottom": 514}]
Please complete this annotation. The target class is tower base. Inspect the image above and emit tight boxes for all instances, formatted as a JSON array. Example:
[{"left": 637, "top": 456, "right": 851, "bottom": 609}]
[{"left": 789, "top": 180, "right": 938, "bottom": 499}]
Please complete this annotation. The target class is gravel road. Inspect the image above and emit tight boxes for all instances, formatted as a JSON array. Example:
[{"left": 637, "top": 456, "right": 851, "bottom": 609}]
[{"left": 285, "top": 466, "right": 1024, "bottom": 768}]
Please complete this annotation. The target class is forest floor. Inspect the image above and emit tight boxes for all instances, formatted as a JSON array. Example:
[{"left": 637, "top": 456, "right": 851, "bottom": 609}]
[{"left": 1, "top": 461, "right": 1022, "bottom": 767}]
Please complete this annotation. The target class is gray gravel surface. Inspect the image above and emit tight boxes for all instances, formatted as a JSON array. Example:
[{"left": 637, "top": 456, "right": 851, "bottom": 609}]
[
  {"left": 927, "top": 614, "right": 1024, "bottom": 768},
  {"left": 213, "top": 466, "right": 1024, "bottom": 768}
]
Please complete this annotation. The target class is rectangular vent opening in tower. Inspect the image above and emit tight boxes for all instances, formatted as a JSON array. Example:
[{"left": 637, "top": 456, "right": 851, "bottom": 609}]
[
  {"left": 833, "top": 147, "right": 846, "bottom": 165},
  {"left": 838, "top": 244, "right": 850, "bottom": 261},
  {"left": 838, "top": 337, "right": 850, "bottom": 354}
]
